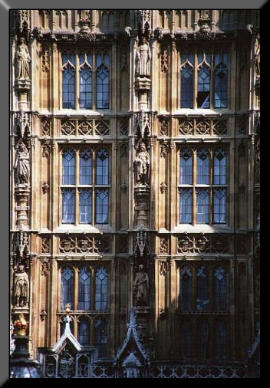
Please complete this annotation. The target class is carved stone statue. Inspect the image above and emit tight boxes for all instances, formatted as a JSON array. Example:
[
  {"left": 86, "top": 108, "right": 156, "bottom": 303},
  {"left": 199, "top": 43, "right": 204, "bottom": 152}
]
[
  {"left": 135, "top": 37, "right": 151, "bottom": 77},
  {"left": 16, "top": 37, "right": 31, "bottom": 80},
  {"left": 14, "top": 264, "right": 29, "bottom": 307},
  {"left": 15, "top": 142, "right": 30, "bottom": 185},
  {"left": 134, "top": 142, "right": 150, "bottom": 184},
  {"left": 133, "top": 264, "right": 149, "bottom": 306}
]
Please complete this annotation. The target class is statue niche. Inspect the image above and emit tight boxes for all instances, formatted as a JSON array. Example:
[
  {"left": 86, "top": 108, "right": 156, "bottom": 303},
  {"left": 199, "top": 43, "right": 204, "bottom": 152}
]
[
  {"left": 135, "top": 37, "right": 151, "bottom": 77},
  {"left": 16, "top": 37, "right": 31, "bottom": 81},
  {"left": 14, "top": 264, "right": 29, "bottom": 307},
  {"left": 134, "top": 142, "right": 150, "bottom": 185},
  {"left": 14, "top": 141, "right": 30, "bottom": 186},
  {"left": 133, "top": 264, "right": 149, "bottom": 306}
]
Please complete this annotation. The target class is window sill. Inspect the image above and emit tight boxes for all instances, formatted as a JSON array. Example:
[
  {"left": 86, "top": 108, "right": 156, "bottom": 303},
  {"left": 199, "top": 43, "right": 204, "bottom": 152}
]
[
  {"left": 54, "top": 224, "right": 113, "bottom": 233},
  {"left": 172, "top": 224, "right": 233, "bottom": 233},
  {"left": 172, "top": 108, "right": 232, "bottom": 116}
]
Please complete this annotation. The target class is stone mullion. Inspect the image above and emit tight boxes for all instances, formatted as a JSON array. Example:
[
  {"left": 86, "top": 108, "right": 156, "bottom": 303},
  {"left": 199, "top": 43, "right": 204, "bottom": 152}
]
[
  {"left": 75, "top": 149, "right": 79, "bottom": 225},
  {"left": 230, "top": 259, "right": 236, "bottom": 360},
  {"left": 75, "top": 51, "right": 79, "bottom": 110},
  {"left": 109, "top": 260, "right": 115, "bottom": 357},
  {"left": 74, "top": 266, "right": 79, "bottom": 311},
  {"left": 194, "top": 53, "right": 198, "bottom": 109},
  {"left": 192, "top": 149, "right": 196, "bottom": 225},
  {"left": 49, "top": 258, "right": 58, "bottom": 347}
]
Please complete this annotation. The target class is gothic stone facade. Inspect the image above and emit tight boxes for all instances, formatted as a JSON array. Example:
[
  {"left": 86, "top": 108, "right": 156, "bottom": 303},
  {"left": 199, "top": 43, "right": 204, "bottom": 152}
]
[{"left": 10, "top": 10, "right": 260, "bottom": 378}]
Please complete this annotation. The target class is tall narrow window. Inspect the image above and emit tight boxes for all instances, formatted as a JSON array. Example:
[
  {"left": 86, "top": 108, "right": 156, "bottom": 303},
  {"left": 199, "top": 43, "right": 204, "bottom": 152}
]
[
  {"left": 96, "top": 54, "right": 109, "bottom": 109},
  {"left": 180, "top": 54, "right": 194, "bottom": 108},
  {"left": 95, "top": 267, "right": 108, "bottom": 311},
  {"left": 96, "top": 149, "right": 109, "bottom": 185},
  {"left": 214, "top": 267, "right": 228, "bottom": 311},
  {"left": 95, "top": 319, "right": 108, "bottom": 357},
  {"left": 213, "top": 188, "right": 226, "bottom": 223},
  {"left": 62, "top": 54, "right": 75, "bottom": 109},
  {"left": 78, "top": 318, "right": 90, "bottom": 346},
  {"left": 62, "top": 189, "right": 75, "bottom": 224},
  {"left": 62, "top": 150, "right": 75, "bottom": 185},
  {"left": 78, "top": 267, "right": 91, "bottom": 310},
  {"left": 61, "top": 267, "right": 74, "bottom": 309},
  {"left": 197, "top": 64, "right": 210, "bottom": 108},
  {"left": 197, "top": 149, "right": 209, "bottom": 184},
  {"left": 80, "top": 150, "right": 92, "bottom": 185},
  {"left": 196, "top": 266, "right": 209, "bottom": 312},
  {"left": 215, "top": 321, "right": 228, "bottom": 359},
  {"left": 213, "top": 149, "right": 227, "bottom": 185},
  {"left": 95, "top": 190, "right": 109, "bottom": 224},
  {"left": 79, "top": 54, "right": 92, "bottom": 109},
  {"left": 214, "top": 54, "right": 228, "bottom": 108},
  {"left": 180, "top": 266, "right": 193, "bottom": 312},
  {"left": 180, "top": 148, "right": 192, "bottom": 184},
  {"left": 196, "top": 189, "right": 209, "bottom": 224},
  {"left": 179, "top": 189, "right": 192, "bottom": 224}
]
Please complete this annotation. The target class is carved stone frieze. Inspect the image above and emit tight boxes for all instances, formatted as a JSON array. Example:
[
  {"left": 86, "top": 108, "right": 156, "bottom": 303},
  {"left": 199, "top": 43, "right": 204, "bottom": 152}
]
[
  {"left": 196, "top": 119, "right": 211, "bottom": 135},
  {"left": 119, "top": 117, "right": 129, "bottom": 136},
  {"left": 159, "top": 237, "right": 169, "bottom": 254},
  {"left": 177, "top": 233, "right": 231, "bottom": 254},
  {"left": 41, "top": 46, "right": 50, "bottom": 72},
  {"left": 159, "top": 117, "right": 169, "bottom": 136},
  {"left": 160, "top": 49, "right": 168, "bottom": 73},
  {"left": 41, "top": 117, "right": 51, "bottom": 136},
  {"left": 179, "top": 119, "right": 194, "bottom": 135},
  {"left": 15, "top": 10, "right": 31, "bottom": 36},
  {"left": 15, "top": 111, "right": 31, "bottom": 139},
  {"left": 41, "top": 139, "right": 52, "bottom": 158},
  {"left": 137, "top": 10, "right": 151, "bottom": 37},
  {"left": 212, "top": 119, "right": 228, "bottom": 135},
  {"left": 61, "top": 120, "right": 76, "bottom": 136},
  {"left": 40, "top": 258, "right": 51, "bottom": 276},
  {"left": 178, "top": 117, "right": 228, "bottom": 136},
  {"left": 78, "top": 120, "right": 93, "bottom": 135},
  {"left": 41, "top": 236, "right": 51, "bottom": 254},
  {"left": 160, "top": 140, "right": 170, "bottom": 158},
  {"left": 59, "top": 235, "right": 111, "bottom": 254}
]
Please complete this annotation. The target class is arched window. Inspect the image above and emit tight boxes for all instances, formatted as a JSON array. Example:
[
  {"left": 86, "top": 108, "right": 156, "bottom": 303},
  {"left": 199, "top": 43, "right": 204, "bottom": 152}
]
[
  {"left": 180, "top": 266, "right": 192, "bottom": 312},
  {"left": 78, "top": 267, "right": 91, "bottom": 310},
  {"left": 215, "top": 321, "right": 228, "bottom": 359},
  {"left": 96, "top": 63, "right": 109, "bottom": 109},
  {"left": 213, "top": 188, "right": 226, "bottom": 224},
  {"left": 95, "top": 190, "right": 109, "bottom": 224},
  {"left": 95, "top": 267, "right": 108, "bottom": 311},
  {"left": 96, "top": 149, "right": 109, "bottom": 185},
  {"left": 180, "top": 148, "right": 192, "bottom": 184},
  {"left": 78, "top": 318, "right": 90, "bottom": 346},
  {"left": 197, "top": 149, "right": 209, "bottom": 184},
  {"left": 79, "top": 67, "right": 92, "bottom": 109},
  {"left": 94, "top": 319, "right": 108, "bottom": 357},
  {"left": 214, "top": 54, "right": 228, "bottom": 108},
  {"left": 62, "top": 54, "right": 75, "bottom": 109},
  {"left": 61, "top": 267, "right": 74, "bottom": 309},
  {"left": 62, "top": 150, "right": 75, "bottom": 185},
  {"left": 62, "top": 189, "right": 75, "bottom": 224},
  {"left": 80, "top": 149, "right": 92, "bottom": 185},
  {"left": 196, "top": 266, "right": 209, "bottom": 312},
  {"left": 214, "top": 267, "right": 228, "bottom": 311},
  {"left": 181, "top": 65, "right": 194, "bottom": 108},
  {"left": 213, "top": 149, "right": 227, "bottom": 185},
  {"left": 197, "top": 64, "right": 210, "bottom": 108}
]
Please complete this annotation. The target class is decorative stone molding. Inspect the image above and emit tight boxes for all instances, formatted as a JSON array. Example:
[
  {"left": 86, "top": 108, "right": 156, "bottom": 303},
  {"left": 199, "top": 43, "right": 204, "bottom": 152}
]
[
  {"left": 177, "top": 233, "right": 231, "bottom": 254},
  {"left": 41, "top": 237, "right": 51, "bottom": 253},
  {"left": 41, "top": 140, "right": 52, "bottom": 158},
  {"left": 42, "top": 182, "right": 50, "bottom": 194},
  {"left": 59, "top": 235, "right": 111, "bottom": 254},
  {"left": 159, "top": 237, "right": 169, "bottom": 254},
  {"left": 160, "top": 182, "right": 167, "bottom": 194},
  {"left": 40, "top": 258, "right": 51, "bottom": 276},
  {"left": 160, "top": 141, "right": 170, "bottom": 158},
  {"left": 41, "top": 117, "right": 51, "bottom": 136},
  {"left": 159, "top": 117, "right": 169, "bottom": 136},
  {"left": 178, "top": 118, "right": 228, "bottom": 136},
  {"left": 61, "top": 120, "right": 76, "bottom": 136},
  {"left": 119, "top": 117, "right": 129, "bottom": 136}
]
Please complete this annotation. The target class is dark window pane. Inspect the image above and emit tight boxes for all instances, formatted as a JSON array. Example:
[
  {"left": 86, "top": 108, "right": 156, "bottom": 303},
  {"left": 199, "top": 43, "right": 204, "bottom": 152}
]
[
  {"left": 80, "top": 149, "right": 92, "bottom": 185},
  {"left": 78, "top": 267, "right": 91, "bottom": 310},
  {"left": 181, "top": 321, "right": 192, "bottom": 359},
  {"left": 80, "top": 68, "right": 92, "bottom": 109},
  {"left": 79, "top": 190, "right": 92, "bottom": 224},
  {"left": 62, "top": 189, "right": 75, "bottom": 224},
  {"left": 213, "top": 149, "right": 227, "bottom": 185},
  {"left": 95, "top": 189, "right": 109, "bottom": 224},
  {"left": 181, "top": 66, "right": 194, "bottom": 108},
  {"left": 179, "top": 189, "right": 192, "bottom": 224},
  {"left": 215, "top": 321, "right": 228, "bottom": 360},
  {"left": 214, "top": 267, "right": 228, "bottom": 311},
  {"left": 214, "top": 61, "right": 228, "bottom": 108},
  {"left": 62, "top": 68, "right": 75, "bottom": 109},
  {"left": 94, "top": 319, "right": 108, "bottom": 357},
  {"left": 96, "top": 65, "right": 109, "bottom": 109},
  {"left": 96, "top": 149, "right": 109, "bottom": 185},
  {"left": 197, "top": 65, "right": 210, "bottom": 108},
  {"left": 78, "top": 319, "right": 90, "bottom": 346},
  {"left": 197, "top": 266, "right": 209, "bottom": 312},
  {"left": 199, "top": 321, "right": 209, "bottom": 359},
  {"left": 180, "top": 266, "right": 192, "bottom": 312},
  {"left": 61, "top": 267, "right": 74, "bottom": 309}
]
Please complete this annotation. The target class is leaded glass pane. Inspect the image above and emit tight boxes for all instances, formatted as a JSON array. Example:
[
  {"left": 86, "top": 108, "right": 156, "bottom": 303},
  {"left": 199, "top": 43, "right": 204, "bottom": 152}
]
[
  {"left": 196, "top": 266, "right": 209, "bottom": 312},
  {"left": 179, "top": 189, "right": 192, "bottom": 224},
  {"left": 79, "top": 190, "right": 92, "bottom": 224},
  {"left": 197, "top": 149, "right": 209, "bottom": 184},
  {"left": 95, "top": 267, "right": 108, "bottom": 311},
  {"left": 78, "top": 319, "right": 90, "bottom": 346},
  {"left": 180, "top": 266, "right": 192, "bottom": 312},
  {"left": 214, "top": 267, "right": 228, "bottom": 311},
  {"left": 215, "top": 321, "right": 228, "bottom": 359},
  {"left": 80, "top": 67, "right": 92, "bottom": 109},
  {"left": 62, "top": 68, "right": 75, "bottom": 109},
  {"left": 213, "top": 188, "right": 226, "bottom": 223},
  {"left": 181, "top": 66, "right": 194, "bottom": 108},
  {"left": 62, "top": 189, "right": 75, "bottom": 224},
  {"left": 61, "top": 267, "right": 74, "bottom": 309},
  {"left": 80, "top": 149, "right": 92, "bottom": 185},
  {"left": 196, "top": 189, "right": 209, "bottom": 224},
  {"left": 199, "top": 321, "right": 209, "bottom": 359},
  {"left": 181, "top": 321, "right": 192, "bottom": 359},
  {"left": 96, "top": 149, "right": 109, "bottom": 185},
  {"left": 180, "top": 148, "right": 192, "bottom": 184},
  {"left": 197, "top": 65, "right": 210, "bottom": 108},
  {"left": 95, "top": 189, "right": 109, "bottom": 224},
  {"left": 214, "top": 55, "right": 228, "bottom": 108},
  {"left": 213, "top": 149, "right": 227, "bottom": 185},
  {"left": 94, "top": 319, "right": 108, "bottom": 357},
  {"left": 96, "top": 65, "right": 109, "bottom": 109},
  {"left": 62, "top": 150, "right": 75, "bottom": 185},
  {"left": 78, "top": 267, "right": 91, "bottom": 310}
]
